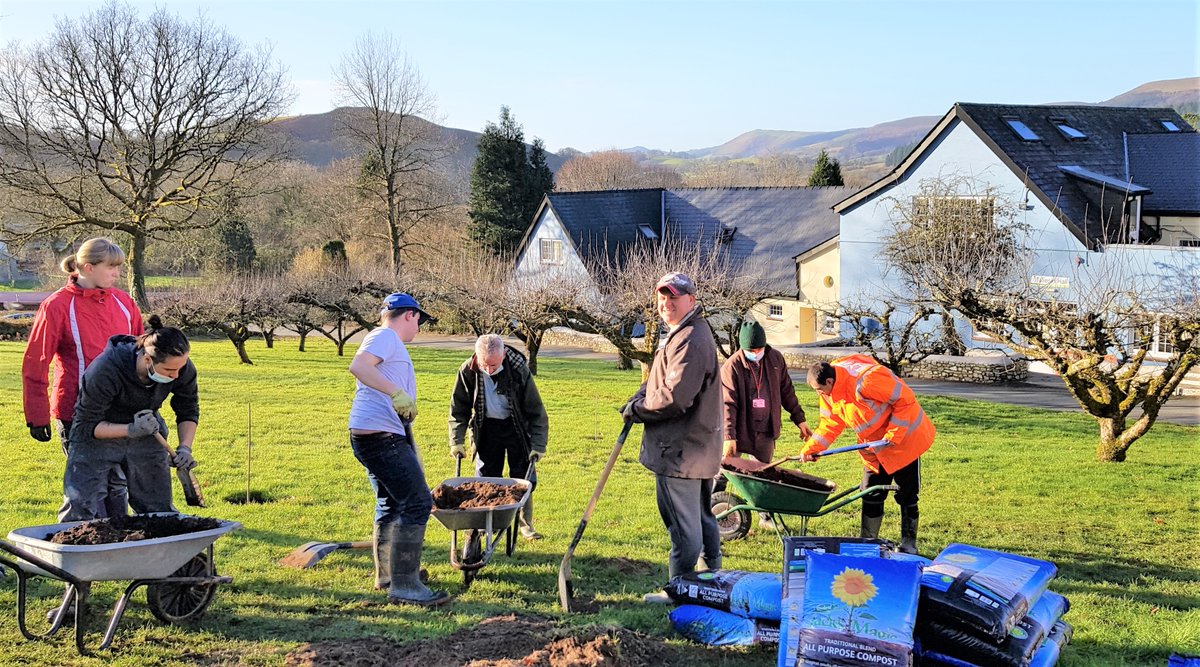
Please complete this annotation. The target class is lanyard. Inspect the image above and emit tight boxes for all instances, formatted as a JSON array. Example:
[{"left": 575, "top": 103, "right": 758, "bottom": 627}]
[{"left": 749, "top": 358, "right": 765, "bottom": 399}]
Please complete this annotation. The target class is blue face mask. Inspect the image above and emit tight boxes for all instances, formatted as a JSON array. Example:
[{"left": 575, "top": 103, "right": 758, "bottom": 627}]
[
  {"left": 744, "top": 350, "right": 762, "bottom": 362},
  {"left": 148, "top": 361, "right": 173, "bottom": 384}
]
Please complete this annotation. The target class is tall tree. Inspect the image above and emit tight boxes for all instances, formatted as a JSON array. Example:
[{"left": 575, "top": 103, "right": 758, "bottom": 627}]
[
  {"left": 0, "top": 1, "right": 291, "bottom": 307},
  {"left": 468, "top": 107, "right": 552, "bottom": 254},
  {"left": 333, "top": 33, "right": 453, "bottom": 274},
  {"left": 807, "top": 150, "right": 845, "bottom": 186},
  {"left": 555, "top": 150, "right": 683, "bottom": 191}
]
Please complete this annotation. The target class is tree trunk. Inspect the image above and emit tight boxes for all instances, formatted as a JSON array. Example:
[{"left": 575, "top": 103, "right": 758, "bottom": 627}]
[
  {"left": 337, "top": 339, "right": 346, "bottom": 356},
  {"left": 387, "top": 181, "right": 402, "bottom": 274},
  {"left": 616, "top": 353, "right": 632, "bottom": 371},
  {"left": 1095, "top": 417, "right": 1129, "bottom": 462},
  {"left": 127, "top": 230, "right": 150, "bottom": 310},
  {"left": 940, "top": 310, "right": 966, "bottom": 356},
  {"left": 232, "top": 337, "right": 253, "bottom": 365},
  {"left": 526, "top": 331, "right": 543, "bottom": 376},
  {"left": 298, "top": 332, "right": 307, "bottom": 352},
  {"left": 263, "top": 328, "right": 275, "bottom": 348}
]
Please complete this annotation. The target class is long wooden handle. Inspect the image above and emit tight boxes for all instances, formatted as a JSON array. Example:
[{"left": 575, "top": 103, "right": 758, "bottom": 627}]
[
  {"left": 153, "top": 431, "right": 175, "bottom": 455},
  {"left": 565, "top": 421, "right": 633, "bottom": 553}
]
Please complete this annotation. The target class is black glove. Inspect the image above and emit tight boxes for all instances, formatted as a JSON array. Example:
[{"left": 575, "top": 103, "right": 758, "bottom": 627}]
[{"left": 29, "top": 425, "right": 52, "bottom": 442}]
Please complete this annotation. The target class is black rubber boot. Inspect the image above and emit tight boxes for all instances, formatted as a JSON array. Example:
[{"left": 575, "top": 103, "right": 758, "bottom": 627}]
[
  {"left": 387, "top": 524, "right": 450, "bottom": 607},
  {"left": 372, "top": 522, "right": 394, "bottom": 590},
  {"left": 899, "top": 505, "right": 919, "bottom": 554},
  {"left": 860, "top": 503, "right": 884, "bottom": 540}
]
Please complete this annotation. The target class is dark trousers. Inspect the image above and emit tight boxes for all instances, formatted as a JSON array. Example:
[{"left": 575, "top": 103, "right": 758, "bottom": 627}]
[
  {"left": 474, "top": 418, "right": 537, "bottom": 489},
  {"left": 861, "top": 457, "right": 921, "bottom": 519},
  {"left": 351, "top": 431, "right": 433, "bottom": 526},
  {"left": 60, "top": 436, "right": 174, "bottom": 522},
  {"left": 57, "top": 419, "right": 130, "bottom": 519},
  {"left": 655, "top": 475, "right": 721, "bottom": 579}
]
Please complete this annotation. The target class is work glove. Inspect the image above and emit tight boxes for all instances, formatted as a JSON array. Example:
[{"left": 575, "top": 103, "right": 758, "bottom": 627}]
[
  {"left": 29, "top": 425, "right": 52, "bottom": 442},
  {"left": 619, "top": 400, "right": 639, "bottom": 423},
  {"left": 390, "top": 389, "right": 417, "bottom": 422},
  {"left": 450, "top": 443, "right": 466, "bottom": 459},
  {"left": 722, "top": 439, "right": 739, "bottom": 458},
  {"left": 797, "top": 421, "right": 813, "bottom": 439},
  {"left": 529, "top": 451, "right": 542, "bottom": 463},
  {"left": 128, "top": 410, "right": 160, "bottom": 438},
  {"left": 172, "top": 445, "right": 196, "bottom": 470}
]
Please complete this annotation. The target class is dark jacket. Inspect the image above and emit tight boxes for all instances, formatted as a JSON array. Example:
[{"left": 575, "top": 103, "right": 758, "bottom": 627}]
[
  {"left": 448, "top": 345, "right": 548, "bottom": 456},
  {"left": 70, "top": 335, "right": 200, "bottom": 448},
  {"left": 720, "top": 346, "right": 806, "bottom": 449},
  {"left": 628, "top": 308, "right": 721, "bottom": 479}
]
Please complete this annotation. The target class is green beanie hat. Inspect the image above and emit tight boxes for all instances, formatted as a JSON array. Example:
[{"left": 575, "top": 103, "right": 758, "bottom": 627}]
[{"left": 739, "top": 320, "right": 766, "bottom": 350}]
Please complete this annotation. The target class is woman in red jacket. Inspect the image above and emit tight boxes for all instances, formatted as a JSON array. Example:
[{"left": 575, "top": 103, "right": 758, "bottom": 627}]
[{"left": 22, "top": 237, "right": 143, "bottom": 518}]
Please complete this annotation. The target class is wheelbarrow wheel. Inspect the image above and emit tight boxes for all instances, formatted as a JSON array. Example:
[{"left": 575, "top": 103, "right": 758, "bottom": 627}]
[
  {"left": 711, "top": 491, "right": 751, "bottom": 542},
  {"left": 146, "top": 553, "right": 217, "bottom": 624}
]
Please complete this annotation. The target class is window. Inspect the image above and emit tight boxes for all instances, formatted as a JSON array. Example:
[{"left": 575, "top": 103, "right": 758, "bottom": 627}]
[
  {"left": 1050, "top": 117, "right": 1086, "bottom": 140},
  {"left": 1004, "top": 117, "right": 1040, "bottom": 141},
  {"left": 539, "top": 238, "right": 563, "bottom": 265},
  {"left": 637, "top": 224, "right": 659, "bottom": 240},
  {"left": 768, "top": 304, "right": 784, "bottom": 320},
  {"left": 820, "top": 315, "right": 838, "bottom": 335},
  {"left": 1180, "top": 239, "right": 1200, "bottom": 247},
  {"left": 1161, "top": 120, "right": 1181, "bottom": 132},
  {"left": 1135, "top": 318, "right": 1177, "bottom": 357}
]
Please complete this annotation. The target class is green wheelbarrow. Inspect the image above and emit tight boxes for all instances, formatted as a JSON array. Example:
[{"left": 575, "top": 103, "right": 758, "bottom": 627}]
[{"left": 711, "top": 442, "right": 899, "bottom": 542}]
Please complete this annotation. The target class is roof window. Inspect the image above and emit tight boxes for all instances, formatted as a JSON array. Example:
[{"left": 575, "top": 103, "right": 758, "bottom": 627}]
[
  {"left": 637, "top": 224, "right": 659, "bottom": 240},
  {"left": 1004, "top": 117, "right": 1040, "bottom": 141},
  {"left": 1050, "top": 118, "right": 1086, "bottom": 140},
  {"left": 1161, "top": 120, "right": 1181, "bottom": 132}
]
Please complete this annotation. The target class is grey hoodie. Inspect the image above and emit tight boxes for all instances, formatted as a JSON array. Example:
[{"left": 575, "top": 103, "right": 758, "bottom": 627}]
[{"left": 70, "top": 335, "right": 199, "bottom": 448}]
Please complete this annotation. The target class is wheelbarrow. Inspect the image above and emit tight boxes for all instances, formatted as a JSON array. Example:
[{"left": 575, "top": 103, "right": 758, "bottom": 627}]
[
  {"left": 0, "top": 514, "right": 241, "bottom": 654},
  {"left": 430, "top": 457, "right": 533, "bottom": 587},
  {"left": 711, "top": 443, "right": 899, "bottom": 542}
]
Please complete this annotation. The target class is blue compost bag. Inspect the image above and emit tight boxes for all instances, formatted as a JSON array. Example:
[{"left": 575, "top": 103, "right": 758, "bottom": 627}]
[
  {"left": 922, "top": 620, "right": 1073, "bottom": 667},
  {"left": 886, "top": 552, "right": 933, "bottom": 569},
  {"left": 779, "top": 537, "right": 895, "bottom": 667},
  {"left": 918, "top": 590, "right": 1069, "bottom": 667},
  {"left": 920, "top": 543, "right": 1057, "bottom": 642},
  {"left": 795, "top": 552, "right": 922, "bottom": 667},
  {"left": 669, "top": 604, "right": 780, "bottom": 646},
  {"left": 664, "top": 569, "right": 782, "bottom": 621},
  {"left": 1168, "top": 655, "right": 1200, "bottom": 667}
]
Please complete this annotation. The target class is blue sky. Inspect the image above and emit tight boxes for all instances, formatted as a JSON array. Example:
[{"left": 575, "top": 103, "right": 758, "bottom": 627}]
[{"left": 1, "top": 0, "right": 1196, "bottom": 152}]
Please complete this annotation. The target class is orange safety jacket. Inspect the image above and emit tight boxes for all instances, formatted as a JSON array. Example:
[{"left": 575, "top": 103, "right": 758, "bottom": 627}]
[{"left": 800, "top": 354, "right": 934, "bottom": 474}]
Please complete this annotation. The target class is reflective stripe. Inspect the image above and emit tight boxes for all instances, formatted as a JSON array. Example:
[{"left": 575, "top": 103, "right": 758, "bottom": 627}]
[
  {"left": 887, "top": 382, "right": 902, "bottom": 403},
  {"left": 68, "top": 297, "right": 86, "bottom": 389},
  {"left": 819, "top": 407, "right": 832, "bottom": 417},
  {"left": 856, "top": 409, "right": 888, "bottom": 434},
  {"left": 812, "top": 432, "right": 833, "bottom": 447},
  {"left": 114, "top": 296, "right": 133, "bottom": 333}
]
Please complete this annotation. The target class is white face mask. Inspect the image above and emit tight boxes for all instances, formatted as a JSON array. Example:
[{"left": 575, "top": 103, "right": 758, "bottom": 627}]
[
  {"left": 743, "top": 350, "right": 761, "bottom": 362},
  {"left": 148, "top": 362, "right": 173, "bottom": 384}
]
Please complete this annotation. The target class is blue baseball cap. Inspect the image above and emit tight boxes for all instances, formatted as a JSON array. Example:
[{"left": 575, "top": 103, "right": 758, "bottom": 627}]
[{"left": 382, "top": 292, "right": 435, "bottom": 325}]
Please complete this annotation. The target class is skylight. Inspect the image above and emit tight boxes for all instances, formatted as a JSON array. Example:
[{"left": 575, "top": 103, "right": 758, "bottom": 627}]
[
  {"left": 1050, "top": 118, "right": 1086, "bottom": 140},
  {"left": 1004, "top": 118, "right": 1040, "bottom": 141},
  {"left": 637, "top": 224, "right": 659, "bottom": 240},
  {"left": 1161, "top": 120, "right": 1181, "bottom": 132}
]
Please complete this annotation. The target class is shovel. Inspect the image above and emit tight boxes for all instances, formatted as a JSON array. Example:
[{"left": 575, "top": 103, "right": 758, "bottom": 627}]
[
  {"left": 154, "top": 432, "right": 205, "bottom": 507},
  {"left": 279, "top": 540, "right": 373, "bottom": 569},
  {"left": 559, "top": 421, "right": 633, "bottom": 613},
  {"left": 757, "top": 441, "right": 878, "bottom": 472}
]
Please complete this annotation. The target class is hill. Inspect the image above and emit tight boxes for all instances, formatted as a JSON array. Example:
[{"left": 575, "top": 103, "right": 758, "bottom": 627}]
[{"left": 1100, "top": 76, "right": 1199, "bottom": 114}]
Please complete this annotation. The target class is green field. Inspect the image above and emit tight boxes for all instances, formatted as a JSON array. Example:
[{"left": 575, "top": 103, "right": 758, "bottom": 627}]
[{"left": 0, "top": 339, "right": 1197, "bottom": 666}]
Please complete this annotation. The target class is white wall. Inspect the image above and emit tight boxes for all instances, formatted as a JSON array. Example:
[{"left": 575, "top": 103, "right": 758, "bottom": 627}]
[{"left": 514, "top": 207, "right": 591, "bottom": 283}]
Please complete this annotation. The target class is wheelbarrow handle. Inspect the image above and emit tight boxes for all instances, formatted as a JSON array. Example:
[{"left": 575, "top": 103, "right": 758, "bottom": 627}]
[
  {"left": 814, "top": 441, "right": 880, "bottom": 458},
  {"left": 0, "top": 539, "right": 82, "bottom": 586}
]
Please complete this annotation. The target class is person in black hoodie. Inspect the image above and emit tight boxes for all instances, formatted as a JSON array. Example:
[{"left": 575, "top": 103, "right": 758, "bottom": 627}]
[{"left": 60, "top": 317, "right": 199, "bottom": 521}]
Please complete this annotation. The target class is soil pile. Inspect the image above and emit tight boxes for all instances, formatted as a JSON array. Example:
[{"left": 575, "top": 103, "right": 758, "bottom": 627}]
[
  {"left": 49, "top": 515, "right": 221, "bottom": 545},
  {"left": 284, "top": 613, "right": 710, "bottom": 667},
  {"left": 433, "top": 481, "right": 526, "bottom": 510},
  {"left": 721, "top": 457, "right": 834, "bottom": 492}
]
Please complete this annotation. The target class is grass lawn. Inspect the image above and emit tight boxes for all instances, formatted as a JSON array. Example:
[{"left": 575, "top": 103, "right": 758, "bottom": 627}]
[{"left": 0, "top": 338, "right": 1197, "bottom": 666}]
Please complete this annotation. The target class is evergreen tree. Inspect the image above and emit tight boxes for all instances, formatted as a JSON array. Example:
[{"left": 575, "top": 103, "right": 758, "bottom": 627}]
[
  {"left": 807, "top": 149, "right": 845, "bottom": 186},
  {"left": 217, "top": 217, "right": 257, "bottom": 271},
  {"left": 468, "top": 107, "right": 553, "bottom": 254}
]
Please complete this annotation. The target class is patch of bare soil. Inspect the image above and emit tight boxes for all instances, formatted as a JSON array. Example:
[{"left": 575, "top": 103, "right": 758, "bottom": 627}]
[
  {"left": 721, "top": 456, "right": 835, "bottom": 492},
  {"left": 433, "top": 481, "right": 526, "bottom": 510},
  {"left": 48, "top": 514, "right": 221, "bottom": 545},
  {"left": 284, "top": 613, "right": 706, "bottom": 667}
]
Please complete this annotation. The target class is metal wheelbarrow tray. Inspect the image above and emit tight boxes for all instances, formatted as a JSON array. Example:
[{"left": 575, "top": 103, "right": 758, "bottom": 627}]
[
  {"left": 714, "top": 469, "right": 898, "bottom": 541},
  {"left": 0, "top": 515, "right": 241, "bottom": 654},
  {"left": 431, "top": 475, "right": 532, "bottom": 586}
]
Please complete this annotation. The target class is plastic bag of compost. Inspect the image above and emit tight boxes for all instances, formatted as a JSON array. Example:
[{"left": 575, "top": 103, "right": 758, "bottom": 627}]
[
  {"left": 922, "top": 620, "right": 1073, "bottom": 667},
  {"left": 664, "top": 569, "right": 782, "bottom": 621},
  {"left": 669, "top": 604, "right": 780, "bottom": 646},
  {"left": 920, "top": 543, "right": 1057, "bottom": 642},
  {"left": 794, "top": 552, "right": 922, "bottom": 667},
  {"left": 918, "top": 590, "right": 1069, "bottom": 667},
  {"left": 779, "top": 537, "right": 895, "bottom": 667}
]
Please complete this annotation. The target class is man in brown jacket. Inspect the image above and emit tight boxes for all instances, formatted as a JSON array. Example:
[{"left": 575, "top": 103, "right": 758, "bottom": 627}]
[{"left": 622, "top": 272, "right": 722, "bottom": 602}]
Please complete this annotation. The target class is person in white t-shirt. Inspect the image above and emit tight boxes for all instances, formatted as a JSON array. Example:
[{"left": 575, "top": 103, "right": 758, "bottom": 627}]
[{"left": 347, "top": 292, "right": 449, "bottom": 607}]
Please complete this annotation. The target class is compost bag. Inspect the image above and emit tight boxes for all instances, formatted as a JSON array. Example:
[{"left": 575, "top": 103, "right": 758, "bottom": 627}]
[
  {"left": 920, "top": 544, "right": 1057, "bottom": 642},
  {"left": 922, "top": 620, "right": 1073, "bottom": 667},
  {"left": 918, "top": 590, "right": 1069, "bottom": 667},
  {"left": 779, "top": 537, "right": 895, "bottom": 667},
  {"left": 669, "top": 604, "right": 780, "bottom": 646},
  {"left": 664, "top": 569, "right": 782, "bottom": 621},
  {"left": 795, "top": 552, "right": 922, "bottom": 667}
]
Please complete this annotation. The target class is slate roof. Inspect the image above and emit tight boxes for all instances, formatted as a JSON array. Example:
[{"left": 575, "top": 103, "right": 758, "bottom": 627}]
[
  {"left": 1127, "top": 132, "right": 1200, "bottom": 214},
  {"left": 533, "top": 189, "right": 663, "bottom": 264},
  {"left": 836, "top": 103, "right": 1196, "bottom": 248},
  {"left": 664, "top": 187, "right": 854, "bottom": 295}
]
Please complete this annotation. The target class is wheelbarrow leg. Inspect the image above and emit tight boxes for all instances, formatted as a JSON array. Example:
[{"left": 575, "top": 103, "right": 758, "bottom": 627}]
[
  {"left": 47, "top": 585, "right": 77, "bottom": 636},
  {"left": 73, "top": 582, "right": 91, "bottom": 656},
  {"left": 100, "top": 580, "right": 148, "bottom": 651}
]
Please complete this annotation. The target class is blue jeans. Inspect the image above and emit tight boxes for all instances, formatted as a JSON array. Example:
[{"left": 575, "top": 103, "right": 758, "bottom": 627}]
[
  {"left": 351, "top": 431, "right": 432, "bottom": 526},
  {"left": 60, "top": 436, "right": 174, "bottom": 522}
]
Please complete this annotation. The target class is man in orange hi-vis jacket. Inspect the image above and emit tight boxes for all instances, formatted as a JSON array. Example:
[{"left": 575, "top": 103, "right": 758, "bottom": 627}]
[{"left": 800, "top": 355, "right": 934, "bottom": 554}]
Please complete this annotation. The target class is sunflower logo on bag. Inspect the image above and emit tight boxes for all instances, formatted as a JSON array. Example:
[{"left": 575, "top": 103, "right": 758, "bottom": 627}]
[{"left": 831, "top": 567, "right": 878, "bottom": 632}]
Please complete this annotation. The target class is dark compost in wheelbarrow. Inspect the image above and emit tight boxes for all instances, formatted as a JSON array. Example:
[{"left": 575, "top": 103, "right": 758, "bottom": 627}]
[
  {"left": 432, "top": 481, "right": 526, "bottom": 510},
  {"left": 48, "top": 515, "right": 222, "bottom": 546},
  {"left": 721, "top": 458, "right": 834, "bottom": 492}
]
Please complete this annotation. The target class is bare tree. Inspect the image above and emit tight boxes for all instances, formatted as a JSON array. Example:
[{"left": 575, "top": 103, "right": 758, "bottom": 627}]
[
  {"left": 287, "top": 265, "right": 393, "bottom": 356},
  {"left": 159, "top": 273, "right": 283, "bottom": 365},
  {"left": 0, "top": 1, "right": 292, "bottom": 307},
  {"left": 820, "top": 299, "right": 941, "bottom": 374},
  {"left": 555, "top": 151, "right": 682, "bottom": 192},
  {"left": 880, "top": 174, "right": 1200, "bottom": 462},
  {"left": 334, "top": 33, "right": 454, "bottom": 274}
]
